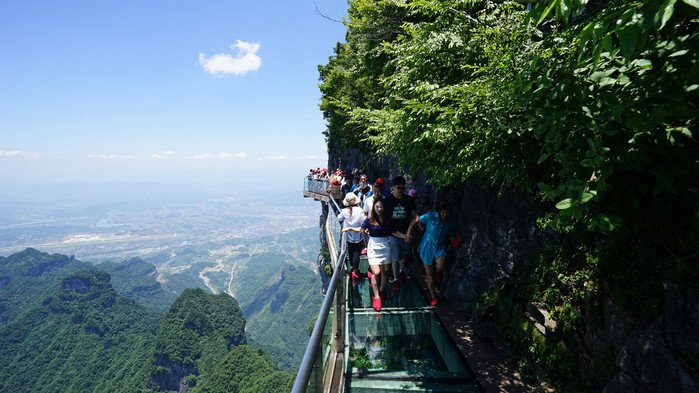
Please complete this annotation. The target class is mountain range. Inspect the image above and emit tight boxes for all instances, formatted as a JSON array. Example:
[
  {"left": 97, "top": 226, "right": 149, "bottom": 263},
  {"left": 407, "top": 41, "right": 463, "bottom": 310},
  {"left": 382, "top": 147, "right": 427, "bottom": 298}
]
[{"left": 0, "top": 248, "right": 309, "bottom": 392}]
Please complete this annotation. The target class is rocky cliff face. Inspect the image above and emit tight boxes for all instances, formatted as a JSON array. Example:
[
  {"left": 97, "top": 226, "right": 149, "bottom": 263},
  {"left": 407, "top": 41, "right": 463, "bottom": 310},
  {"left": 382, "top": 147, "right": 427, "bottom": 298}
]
[
  {"left": 602, "top": 283, "right": 699, "bottom": 393},
  {"left": 149, "top": 353, "right": 197, "bottom": 392}
]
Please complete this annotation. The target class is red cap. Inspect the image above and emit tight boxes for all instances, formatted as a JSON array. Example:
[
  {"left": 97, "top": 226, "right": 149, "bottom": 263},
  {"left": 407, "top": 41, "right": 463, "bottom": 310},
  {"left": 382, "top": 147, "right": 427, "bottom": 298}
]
[{"left": 375, "top": 178, "right": 384, "bottom": 185}]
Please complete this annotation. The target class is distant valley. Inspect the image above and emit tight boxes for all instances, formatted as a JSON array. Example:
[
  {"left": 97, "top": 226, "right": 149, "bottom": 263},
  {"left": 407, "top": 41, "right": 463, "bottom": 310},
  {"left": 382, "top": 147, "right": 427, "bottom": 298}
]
[{"left": 0, "top": 181, "right": 324, "bottom": 375}]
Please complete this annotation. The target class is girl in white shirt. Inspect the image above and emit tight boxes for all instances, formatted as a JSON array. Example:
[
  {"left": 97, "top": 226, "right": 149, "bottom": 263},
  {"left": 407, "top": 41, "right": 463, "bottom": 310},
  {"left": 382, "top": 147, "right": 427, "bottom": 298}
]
[{"left": 338, "top": 193, "right": 365, "bottom": 286}]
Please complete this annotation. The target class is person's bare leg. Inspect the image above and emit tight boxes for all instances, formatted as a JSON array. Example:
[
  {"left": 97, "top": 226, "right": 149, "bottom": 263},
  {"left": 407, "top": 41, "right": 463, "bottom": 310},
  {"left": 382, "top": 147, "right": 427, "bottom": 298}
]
[
  {"left": 380, "top": 264, "right": 390, "bottom": 292},
  {"left": 371, "top": 265, "right": 381, "bottom": 299},
  {"left": 435, "top": 255, "right": 446, "bottom": 284},
  {"left": 435, "top": 256, "right": 446, "bottom": 274},
  {"left": 424, "top": 262, "right": 436, "bottom": 300}
]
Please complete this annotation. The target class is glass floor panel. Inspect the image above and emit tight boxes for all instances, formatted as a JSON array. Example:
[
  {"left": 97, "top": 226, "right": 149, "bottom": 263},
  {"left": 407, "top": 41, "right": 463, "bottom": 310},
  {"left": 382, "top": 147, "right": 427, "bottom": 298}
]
[
  {"left": 347, "top": 257, "right": 429, "bottom": 309},
  {"left": 342, "top": 256, "right": 481, "bottom": 392}
]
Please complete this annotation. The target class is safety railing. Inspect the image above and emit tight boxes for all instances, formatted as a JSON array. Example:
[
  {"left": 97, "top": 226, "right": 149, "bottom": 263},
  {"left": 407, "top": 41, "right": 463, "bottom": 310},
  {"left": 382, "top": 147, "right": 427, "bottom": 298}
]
[
  {"left": 303, "top": 177, "right": 332, "bottom": 196},
  {"left": 304, "top": 177, "right": 344, "bottom": 260},
  {"left": 293, "top": 179, "right": 348, "bottom": 393}
]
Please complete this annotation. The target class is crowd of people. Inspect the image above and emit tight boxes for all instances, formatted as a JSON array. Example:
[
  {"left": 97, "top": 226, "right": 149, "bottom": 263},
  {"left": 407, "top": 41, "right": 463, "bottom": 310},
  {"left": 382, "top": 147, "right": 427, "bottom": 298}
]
[{"left": 315, "top": 170, "right": 459, "bottom": 312}]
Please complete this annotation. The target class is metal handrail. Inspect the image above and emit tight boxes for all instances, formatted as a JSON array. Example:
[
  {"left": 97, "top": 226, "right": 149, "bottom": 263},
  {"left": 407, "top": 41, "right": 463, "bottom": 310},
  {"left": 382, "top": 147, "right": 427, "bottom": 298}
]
[
  {"left": 291, "top": 234, "right": 346, "bottom": 393},
  {"left": 327, "top": 187, "right": 343, "bottom": 214},
  {"left": 292, "top": 181, "right": 348, "bottom": 393}
]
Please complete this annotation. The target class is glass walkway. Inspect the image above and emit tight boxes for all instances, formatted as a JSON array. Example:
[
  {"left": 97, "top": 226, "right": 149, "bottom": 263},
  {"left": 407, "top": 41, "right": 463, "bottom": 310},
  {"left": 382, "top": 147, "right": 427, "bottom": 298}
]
[{"left": 294, "top": 178, "right": 481, "bottom": 393}]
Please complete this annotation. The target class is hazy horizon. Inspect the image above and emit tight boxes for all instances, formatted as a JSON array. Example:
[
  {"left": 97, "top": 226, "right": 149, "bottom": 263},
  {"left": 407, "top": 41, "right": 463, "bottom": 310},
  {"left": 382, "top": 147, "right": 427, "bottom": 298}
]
[{"left": 0, "top": 178, "right": 322, "bottom": 259}]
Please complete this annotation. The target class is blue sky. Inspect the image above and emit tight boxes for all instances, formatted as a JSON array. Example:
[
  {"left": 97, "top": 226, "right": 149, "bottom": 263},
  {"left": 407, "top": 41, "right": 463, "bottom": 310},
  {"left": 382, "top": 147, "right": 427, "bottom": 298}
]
[{"left": 0, "top": 0, "right": 348, "bottom": 186}]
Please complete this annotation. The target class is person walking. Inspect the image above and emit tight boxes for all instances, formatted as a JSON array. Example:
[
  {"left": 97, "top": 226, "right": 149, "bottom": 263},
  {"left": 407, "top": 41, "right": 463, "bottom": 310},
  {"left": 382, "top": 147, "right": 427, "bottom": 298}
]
[
  {"left": 363, "top": 178, "right": 385, "bottom": 218},
  {"left": 343, "top": 197, "right": 404, "bottom": 312},
  {"left": 384, "top": 176, "right": 417, "bottom": 292},
  {"left": 337, "top": 192, "right": 365, "bottom": 287},
  {"left": 406, "top": 201, "right": 456, "bottom": 307}
]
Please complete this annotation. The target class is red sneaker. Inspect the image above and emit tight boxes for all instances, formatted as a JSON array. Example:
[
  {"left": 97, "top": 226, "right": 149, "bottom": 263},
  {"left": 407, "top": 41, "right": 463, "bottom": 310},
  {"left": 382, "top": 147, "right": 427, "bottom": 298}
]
[
  {"left": 435, "top": 270, "right": 444, "bottom": 284},
  {"left": 379, "top": 289, "right": 387, "bottom": 299},
  {"left": 392, "top": 280, "right": 400, "bottom": 292},
  {"left": 430, "top": 298, "right": 438, "bottom": 307},
  {"left": 372, "top": 297, "right": 382, "bottom": 312},
  {"left": 398, "top": 271, "right": 407, "bottom": 282}
]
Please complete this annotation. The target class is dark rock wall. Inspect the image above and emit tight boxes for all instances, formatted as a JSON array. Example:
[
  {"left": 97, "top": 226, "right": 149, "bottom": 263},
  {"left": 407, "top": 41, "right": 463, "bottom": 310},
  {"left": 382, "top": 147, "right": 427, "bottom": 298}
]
[
  {"left": 603, "top": 283, "right": 699, "bottom": 393},
  {"left": 148, "top": 353, "right": 197, "bottom": 392},
  {"left": 445, "top": 180, "right": 561, "bottom": 314}
]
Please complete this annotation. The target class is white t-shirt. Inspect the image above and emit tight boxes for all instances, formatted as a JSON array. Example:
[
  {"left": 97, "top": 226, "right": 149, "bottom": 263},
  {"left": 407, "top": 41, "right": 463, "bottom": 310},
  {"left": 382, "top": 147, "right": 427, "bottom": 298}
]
[
  {"left": 363, "top": 195, "right": 375, "bottom": 219},
  {"left": 338, "top": 206, "right": 364, "bottom": 243}
]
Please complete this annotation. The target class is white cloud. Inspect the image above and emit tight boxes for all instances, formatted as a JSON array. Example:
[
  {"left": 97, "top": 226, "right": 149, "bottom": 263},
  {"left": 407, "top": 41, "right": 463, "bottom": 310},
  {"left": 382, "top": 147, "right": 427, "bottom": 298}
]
[
  {"left": 86, "top": 154, "right": 134, "bottom": 160},
  {"left": 0, "top": 149, "right": 39, "bottom": 159},
  {"left": 190, "top": 153, "right": 214, "bottom": 160},
  {"left": 187, "top": 152, "right": 246, "bottom": 160},
  {"left": 261, "top": 155, "right": 324, "bottom": 161},
  {"left": 151, "top": 150, "right": 175, "bottom": 159},
  {"left": 198, "top": 40, "right": 262, "bottom": 76}
]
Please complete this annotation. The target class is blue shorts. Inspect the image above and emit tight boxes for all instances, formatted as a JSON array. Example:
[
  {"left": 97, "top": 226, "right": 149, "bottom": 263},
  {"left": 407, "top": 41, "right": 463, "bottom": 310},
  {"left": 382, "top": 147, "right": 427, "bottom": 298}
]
[
  {"left": 424, "top": 247, "right": 448, "bottom": 266},
  {"left": 389, "top": 236, "right": 410, "bottom": 262}
]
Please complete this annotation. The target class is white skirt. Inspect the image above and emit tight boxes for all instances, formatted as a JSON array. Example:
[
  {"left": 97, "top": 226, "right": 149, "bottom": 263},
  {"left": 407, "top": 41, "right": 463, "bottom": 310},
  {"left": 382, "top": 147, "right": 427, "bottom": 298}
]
[{"left": 367, "top": 236, "right": 391, "bottom": 266}]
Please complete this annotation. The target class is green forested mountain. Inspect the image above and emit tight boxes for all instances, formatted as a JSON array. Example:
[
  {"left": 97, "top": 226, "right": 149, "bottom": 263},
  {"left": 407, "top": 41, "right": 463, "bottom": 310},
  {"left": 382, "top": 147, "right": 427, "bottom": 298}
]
[
  {"left": 97, "top": 257, "right": 177, "bottom": 314},
  {"left": 0, "top": 249, "right": 175, "bottom": 324},
  {"left": 0, "top": 248, "right": 93, "bottom": 324},
  {"left": 0, "top": 251, "right": 296, "bottom": 392},
  {"left": 149, "top": 288, "right": 247, "bottom": 391},
  {"left": 229, "top": 252, "right": 322, "bottom": 373},
  {"left": 196, "top": 345, "right": 293, "bottom": 393},
  {"left": 0, "top": 270, "right": 161, "bottom": 392}
]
